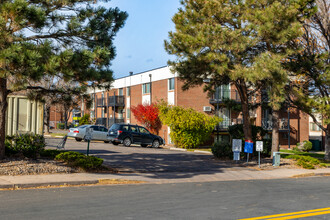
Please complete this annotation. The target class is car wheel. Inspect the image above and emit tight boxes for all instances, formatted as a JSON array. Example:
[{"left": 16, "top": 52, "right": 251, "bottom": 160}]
[
  {"left": 75, "top": 138, "right": 82, "bottom": 142},
  {"left": 152, "top": 139, "right": 160, "bottom": 148},
  {"left": 123, "top": 138, "right": 131, "bottom": 147},
  {"left": 141, "top": 144, "right": 148, "bottom": 148},
  {"left": 104, "top": 141, "right": 110, "bottom": 143},
  {"left": 112, "top": 141, "right": 119, "bottom": 145},
  {"left": 83, "top": 136, "right": 88, "bottom": 142}
]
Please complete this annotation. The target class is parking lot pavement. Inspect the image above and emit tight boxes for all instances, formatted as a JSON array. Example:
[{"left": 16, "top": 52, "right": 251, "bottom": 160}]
[{"left": 45, "top": 137, "right": 244, "bottom": 174}]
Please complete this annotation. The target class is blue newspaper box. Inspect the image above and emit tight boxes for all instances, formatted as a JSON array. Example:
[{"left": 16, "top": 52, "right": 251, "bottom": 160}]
[{"left": 244, "top": 140, "right": 253, "bottom": 154}]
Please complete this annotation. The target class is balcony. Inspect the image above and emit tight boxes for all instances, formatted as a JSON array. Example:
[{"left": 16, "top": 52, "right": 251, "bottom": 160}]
[
  {"left": 96, "top": 98, "right": 106, "bottom": 107},
  {"left": 108, "top": 95, "right": 125, "bottom": 107},
  {"left": 96, "top": 96, "right": 125, "bottom": 107},
  {"left": 261, "top": 118, "right": 289, "bottom": 131},
  {"left": 210, "top": 90, "right": 240, "bottom": 105},
  {"left": 218, "top": 118, "right": 243, "bottom": 130}
]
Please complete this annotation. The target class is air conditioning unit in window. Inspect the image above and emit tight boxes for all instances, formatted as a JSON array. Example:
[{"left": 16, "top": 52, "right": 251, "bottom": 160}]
[{"left": 203, "top": 106, "right": 212, "bottom": 112}]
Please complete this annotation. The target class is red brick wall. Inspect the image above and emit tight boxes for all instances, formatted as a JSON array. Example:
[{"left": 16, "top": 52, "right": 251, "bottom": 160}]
[{"left": 176, "top": 79, "right": 212, "bottom": 114}]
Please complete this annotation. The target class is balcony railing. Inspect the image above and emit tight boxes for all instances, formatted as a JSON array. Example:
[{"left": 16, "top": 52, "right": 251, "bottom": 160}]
[
  {"left": 210, "top": 90, "right": 241, "bottom": 104},
  {"left": 108, "top": 95, "right": 125, "bottom": 107},
  {"left": 96, "top": 98, "right": 106, "bottom": 107},
  {"left": 218, "top": 118, "right": 243, "bottom": 129},
  {"left": 261, "top": 118, "right": 289, "bottom": 130},
  {"left": 96, "top": 96, "right": 125, "bottom": 107}
]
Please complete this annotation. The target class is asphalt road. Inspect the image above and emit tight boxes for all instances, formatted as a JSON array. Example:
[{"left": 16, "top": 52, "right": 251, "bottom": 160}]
[
  {"left": 0, "top": 177, "right": 329, "bottom": 220},
  {"left": 45, "top": 137, "right": 244, "bottom": 173}
]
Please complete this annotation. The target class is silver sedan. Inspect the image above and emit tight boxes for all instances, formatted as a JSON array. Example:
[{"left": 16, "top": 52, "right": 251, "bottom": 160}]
[{"left": 67, "top": 125, "right": 110, "bottom": 143}]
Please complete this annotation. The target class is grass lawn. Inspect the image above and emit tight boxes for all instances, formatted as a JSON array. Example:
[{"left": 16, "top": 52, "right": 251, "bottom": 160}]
[{"left": 280, "top": 149, "right": 325, "bottom": 159}]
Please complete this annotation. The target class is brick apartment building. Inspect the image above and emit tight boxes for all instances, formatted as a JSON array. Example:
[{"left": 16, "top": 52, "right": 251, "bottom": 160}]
[{"left": 78, "top": 66, "right": 309, "bottom": 148}]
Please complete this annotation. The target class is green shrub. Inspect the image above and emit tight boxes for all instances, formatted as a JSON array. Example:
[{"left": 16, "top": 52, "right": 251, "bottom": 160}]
[
  {"left": 212, "top": 141, "right": 232, "bottom": 159},
  {"left": 302, "top": 141, "right": 313, "bottom": 152},
  {"left": 55, "top": 151, "right": 103, "bottom": 170},
  {"left": 5, "top": 133, "right": 45, "bottom": 158},
  {"left": 79, "top": 114, "right": 90, "bottom": 125},
  {"left": 40, "top": 149, "right": 64, "bottom": 159},
  {"left": 158, "top": 102, "right": 221, "bottom": 149},
  {"left": 286, "top": 155, "right": 321, "bottom": 169},
  {"left": 57, "top": 123, "right": 65, "bottom": 129}
]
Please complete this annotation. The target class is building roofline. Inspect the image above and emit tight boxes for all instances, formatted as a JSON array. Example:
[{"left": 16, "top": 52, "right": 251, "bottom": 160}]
[{"left": 114, "top": 65, "right": 169, "bottom": 80}]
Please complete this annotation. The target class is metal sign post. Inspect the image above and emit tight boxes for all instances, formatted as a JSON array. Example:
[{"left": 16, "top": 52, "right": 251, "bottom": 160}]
[
  {"left": 85, "top": 128, "right": 93, "bottom": 156},
  {"left": 232, "top": 139, "right": 242, "bottom": 162},
  {"left": 256, "top": 141, "right": 264, "bottom": 168},
  {"left": 244, "top": 140, "right": 254, "bottom": 163}
]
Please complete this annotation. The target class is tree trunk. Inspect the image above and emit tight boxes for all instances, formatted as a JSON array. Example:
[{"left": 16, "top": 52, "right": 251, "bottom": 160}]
[
  {"left": 44, "top": 105, "right": 51, "bottom": 134},
  {"left": 241, "top": 100, "right": 252, "bottom": 141},
  {"left": 325, "top": 124, "right": 330, "bottom": 161},
  {"left": 0, "top": 78, "right": 8, "bottom": 159},
  {"left": 64, "top": 110, "right": 68, "bottom": 130},
  {"left": 271, "top": 109, "right": 280, "bottom": 158},
  {"left": 235, "top": 81, "right": 253, "bottom": 141}
]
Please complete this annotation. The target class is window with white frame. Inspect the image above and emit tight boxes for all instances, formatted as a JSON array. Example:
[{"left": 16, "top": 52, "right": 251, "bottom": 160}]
[
  {"left": 142, "top": 83, "right": 150, "bottom": 94},
  {"left": 168, "top": 78, "right": 175, "bottom": 91},
  {"left": 119, "top": 88, "right": 123, "bottom": 96}
]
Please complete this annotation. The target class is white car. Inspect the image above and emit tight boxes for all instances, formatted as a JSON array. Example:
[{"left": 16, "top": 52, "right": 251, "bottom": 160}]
[{"left": 67, "top": 125, "right": 110, "bottom": 143}]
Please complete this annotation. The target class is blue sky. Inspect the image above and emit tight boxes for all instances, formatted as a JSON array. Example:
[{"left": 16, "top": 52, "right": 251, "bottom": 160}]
[{"left": 105, "top": 0, "right": 181, "bottom": 79}]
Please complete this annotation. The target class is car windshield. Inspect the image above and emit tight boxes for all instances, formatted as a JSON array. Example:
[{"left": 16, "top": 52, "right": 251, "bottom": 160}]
[{"left": 78, "top": 125, "right": 88, "bottom": 129}]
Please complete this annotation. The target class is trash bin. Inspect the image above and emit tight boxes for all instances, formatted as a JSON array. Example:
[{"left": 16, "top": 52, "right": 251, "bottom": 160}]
[{"left": 273, "top": 152, "right": 281, "bottom": 166}]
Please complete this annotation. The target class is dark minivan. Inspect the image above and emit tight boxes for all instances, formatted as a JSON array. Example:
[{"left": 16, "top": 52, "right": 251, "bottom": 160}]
[{"left": 108, "top": 123, "right": 164, "bottom": 148}]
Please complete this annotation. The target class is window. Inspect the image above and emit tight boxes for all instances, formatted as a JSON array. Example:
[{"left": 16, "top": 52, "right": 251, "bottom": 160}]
[
  {"left": 168, "top": 78, "right": 175, "bottom": 90},
  {"left": 91, "top": 126, "right": 99, "bottom": 131},
  {"left": 126, "top": 87, "right": 130, "bottom": 96},
  {"left": 310, "top": 122, "right": 322, "bottom": 131},
  {"left": 127, "top": 108, "right": 131, "bottom": 119},
  {"left": 122, "top": 125, "right": 129, "bottom": 131},
  {"left": 142, "top": 83, "right": 150, "bottom": 94},
  {"left": 139, "top": 127, "right": 149, "bottom": 134},
  {"left": 130, "top": 126, "right": 139, "bottom": 132},
  {"left": 99, "top": 127, "right": 108, "bottom": 132},
  {"left": 18, "top": 98, "right": 28, "bottom": 131},
  {"left": 119, "top": 88, "right": 123, "bottom": 96}
]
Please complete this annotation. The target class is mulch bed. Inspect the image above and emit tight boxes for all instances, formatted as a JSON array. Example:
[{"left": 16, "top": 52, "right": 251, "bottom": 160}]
[{"left": 0, "top": 158, "right": 78, "bottom": 176}]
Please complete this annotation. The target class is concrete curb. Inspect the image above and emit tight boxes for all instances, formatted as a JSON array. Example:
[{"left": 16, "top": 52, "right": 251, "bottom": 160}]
[
  {"left": 0, "top": 180, "right": 99, "bottom": 190},
  {"left": 193, "top": 150, "right": 212, "bottom": 154},
  {"left": 170, "top": 147, "right": 187, "bottom": 152},
  {"left": 292, "top": 172, "right": 330, "bottom": 178}
]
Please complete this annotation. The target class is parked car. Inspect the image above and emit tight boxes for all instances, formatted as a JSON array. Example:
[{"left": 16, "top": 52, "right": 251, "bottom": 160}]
[
  {"left": 67, "top": 125, "right": 110, "bottom": 143},
  {"left": 108, "top": 123, "right": 164, "bottom": 148}
]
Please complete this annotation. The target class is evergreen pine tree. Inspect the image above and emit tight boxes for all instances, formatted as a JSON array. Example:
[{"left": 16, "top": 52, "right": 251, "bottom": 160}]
[
  {"left": 165, "top": 0, "right": 315, "bottom": 155},
  {"left": 0, "top": 0, "right": 128, "bottom": 158}
]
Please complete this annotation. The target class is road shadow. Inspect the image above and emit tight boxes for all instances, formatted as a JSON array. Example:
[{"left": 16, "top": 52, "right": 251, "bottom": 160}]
[
  {"left": 45, "top": 137, "right": 260, "bottom": 180},
  {"left": 98, "top": 152, "right": 251, "bottom": 179}
]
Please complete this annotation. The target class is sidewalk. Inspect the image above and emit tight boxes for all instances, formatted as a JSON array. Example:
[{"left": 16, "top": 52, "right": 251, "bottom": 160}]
[{"left": 1, "top": 167, "right": 329, "bottom": 190}]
